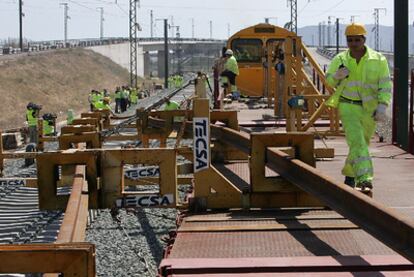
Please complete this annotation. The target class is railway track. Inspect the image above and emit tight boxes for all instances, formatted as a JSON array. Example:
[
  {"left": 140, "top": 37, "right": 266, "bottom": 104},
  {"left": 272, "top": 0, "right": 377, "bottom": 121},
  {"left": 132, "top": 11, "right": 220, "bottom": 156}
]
[
  {"left": 1, "top": 73, "right": 413, "bottom": 276},
  {"left": 0, "top": 186, "right": 63, "bottom": 245},
  {"left": 0, "top": 78, "right": 197, "bottom": 276}
]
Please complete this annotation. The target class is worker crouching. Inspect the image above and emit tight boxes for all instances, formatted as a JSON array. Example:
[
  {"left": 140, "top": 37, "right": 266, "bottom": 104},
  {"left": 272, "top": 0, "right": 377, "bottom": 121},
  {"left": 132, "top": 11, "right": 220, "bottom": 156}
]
[{"left": 42, "top": 113, "right": 57, "bottom": 136}]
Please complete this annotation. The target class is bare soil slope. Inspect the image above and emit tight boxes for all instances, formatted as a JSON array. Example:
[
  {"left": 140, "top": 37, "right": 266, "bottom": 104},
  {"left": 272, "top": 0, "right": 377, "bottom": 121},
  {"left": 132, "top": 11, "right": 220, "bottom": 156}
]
[{"left": 0, "top": 48, "right": 129, "bottom": 129}]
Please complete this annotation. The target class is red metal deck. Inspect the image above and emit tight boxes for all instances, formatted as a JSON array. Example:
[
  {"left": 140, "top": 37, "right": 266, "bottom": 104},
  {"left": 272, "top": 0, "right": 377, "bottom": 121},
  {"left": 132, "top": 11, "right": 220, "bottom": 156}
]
[{"left": 160, "top": 108, "right": 414, "bottom": 276}]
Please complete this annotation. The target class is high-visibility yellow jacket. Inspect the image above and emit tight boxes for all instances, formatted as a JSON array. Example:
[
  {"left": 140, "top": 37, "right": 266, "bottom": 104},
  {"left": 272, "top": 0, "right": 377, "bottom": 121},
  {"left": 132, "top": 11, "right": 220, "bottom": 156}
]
[
  {"left": 43, "top": 120, "right": 54, "bottom": 136},
  {"left": 94, "top": 101, "right": 111, "bottom": 110},
  {"left": 326, "top": 46, "right": 392, "bottom": 114},
  {"left": 130, "top": 90, "right": 138, "bottom": 104},
  {"left": 26, "top": 109, "right": 37, "bottom": 127},
  {"left": 90, "top": 93, "right": 102, "bottom": 104},
  {"left": 224, "top": 56, "right": 239, "bottom": 75},
  {"left": 164, "top": 101, "right": 180, "bottom": 111}
]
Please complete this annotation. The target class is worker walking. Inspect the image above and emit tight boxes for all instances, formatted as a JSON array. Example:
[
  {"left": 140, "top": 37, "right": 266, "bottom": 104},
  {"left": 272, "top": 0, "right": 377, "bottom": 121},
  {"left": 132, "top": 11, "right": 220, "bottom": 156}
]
[
  {"left": 326, "top": 23, "right": 392, "bottom": 191},
  {"left": 220, "top": 49, "right": 240, "bottom": 99}
]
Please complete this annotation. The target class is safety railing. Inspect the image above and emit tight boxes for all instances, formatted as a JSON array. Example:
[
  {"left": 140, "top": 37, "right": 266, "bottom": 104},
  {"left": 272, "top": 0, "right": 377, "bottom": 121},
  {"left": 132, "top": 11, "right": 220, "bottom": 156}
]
[{"left": 281, "top": 39, "right": 340, "bottom": 134}]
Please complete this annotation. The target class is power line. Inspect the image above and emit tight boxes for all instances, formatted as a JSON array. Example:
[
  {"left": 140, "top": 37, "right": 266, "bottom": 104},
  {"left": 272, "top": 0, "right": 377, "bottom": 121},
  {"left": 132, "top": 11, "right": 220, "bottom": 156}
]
[
  {"left": 315, "top": 0, "right": 346, "bottom": 17},
  {"left": 67, "top": 0, "right": 96, "bottom": 12},
  {"left": 298, "top": 1, "right": 311, "bottom": 15},
  {"left": 116, "top": 1, "right": 128, "bottom": 15}
]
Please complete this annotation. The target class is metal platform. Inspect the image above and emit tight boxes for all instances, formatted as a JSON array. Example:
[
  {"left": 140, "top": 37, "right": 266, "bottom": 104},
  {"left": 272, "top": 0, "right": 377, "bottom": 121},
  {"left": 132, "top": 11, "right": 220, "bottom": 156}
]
[
  {"left": 162, "top": 208, "right": 414, "bottom": 275},
  {"left": 161, "top": 112, "right": 414, "bottom": 275},
  {"left": 170, "top": 209, "right": 394, "bottom": 258},
  {"left": 316, "top": 137, "right": 414, "bottom": 219}
]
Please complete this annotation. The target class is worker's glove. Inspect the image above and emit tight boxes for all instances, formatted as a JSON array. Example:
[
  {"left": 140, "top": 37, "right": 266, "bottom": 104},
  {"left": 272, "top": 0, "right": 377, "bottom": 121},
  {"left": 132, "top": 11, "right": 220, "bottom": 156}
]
[
  {"left": 333, "top": 67, "right": 349, "bottom": 80},
  {"left": 374, "top": 103, "right": 387, "bottom": 122}
]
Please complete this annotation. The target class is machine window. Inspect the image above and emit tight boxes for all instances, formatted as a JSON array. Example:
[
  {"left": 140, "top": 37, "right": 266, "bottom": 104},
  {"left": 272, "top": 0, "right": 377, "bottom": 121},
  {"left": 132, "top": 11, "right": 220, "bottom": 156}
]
[{"left": 231, "top": 39, "right": 263, "bottom": 63}]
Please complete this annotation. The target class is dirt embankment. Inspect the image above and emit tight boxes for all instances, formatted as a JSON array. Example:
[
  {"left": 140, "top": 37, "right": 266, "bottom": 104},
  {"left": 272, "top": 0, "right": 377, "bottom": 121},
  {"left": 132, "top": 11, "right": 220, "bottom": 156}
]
[{"left": 0, "top": 48, "right": 130, "bottom": 130}]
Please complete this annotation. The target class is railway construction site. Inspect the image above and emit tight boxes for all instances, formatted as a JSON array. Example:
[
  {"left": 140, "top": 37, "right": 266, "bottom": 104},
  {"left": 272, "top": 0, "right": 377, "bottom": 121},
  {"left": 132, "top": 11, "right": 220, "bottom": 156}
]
[{"left": 1, "top": 1, "right": 414, "bottom": 276}]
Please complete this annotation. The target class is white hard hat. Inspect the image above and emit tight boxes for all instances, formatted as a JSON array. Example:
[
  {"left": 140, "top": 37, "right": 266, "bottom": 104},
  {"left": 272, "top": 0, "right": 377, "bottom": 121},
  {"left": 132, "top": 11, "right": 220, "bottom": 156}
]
[{"left": 225, "top": 49, "right": 233, "bottom": 55}]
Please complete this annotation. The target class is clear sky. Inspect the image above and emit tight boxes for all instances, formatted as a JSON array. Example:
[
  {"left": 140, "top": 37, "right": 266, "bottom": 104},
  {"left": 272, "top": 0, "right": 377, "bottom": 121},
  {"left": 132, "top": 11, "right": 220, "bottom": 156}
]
[{"left": 0, "top": 0, "right": 409, "bottom": 41}]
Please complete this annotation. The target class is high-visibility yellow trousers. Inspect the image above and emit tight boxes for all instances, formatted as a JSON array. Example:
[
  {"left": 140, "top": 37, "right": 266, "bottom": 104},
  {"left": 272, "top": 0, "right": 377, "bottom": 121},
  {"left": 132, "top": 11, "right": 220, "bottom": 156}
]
[{"left": 338, "top": 102, "right": 376, "bottom": 184}]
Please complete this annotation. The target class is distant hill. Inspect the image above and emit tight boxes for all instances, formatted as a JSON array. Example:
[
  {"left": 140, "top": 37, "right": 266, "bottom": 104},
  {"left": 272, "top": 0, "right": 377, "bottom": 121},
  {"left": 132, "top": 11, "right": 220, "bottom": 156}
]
[
  {"left": 298, "top": 24, "right": 413, "bottom": 53},
  {"left": 0, "top": 48, "right": 130, "bottom": 129}
]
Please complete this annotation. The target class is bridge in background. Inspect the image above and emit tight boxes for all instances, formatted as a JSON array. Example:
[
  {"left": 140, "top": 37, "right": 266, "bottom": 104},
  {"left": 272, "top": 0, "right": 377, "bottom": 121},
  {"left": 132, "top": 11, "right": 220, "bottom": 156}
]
[{"left": 1, "top": 37, "right": 225, "bottom": 79}]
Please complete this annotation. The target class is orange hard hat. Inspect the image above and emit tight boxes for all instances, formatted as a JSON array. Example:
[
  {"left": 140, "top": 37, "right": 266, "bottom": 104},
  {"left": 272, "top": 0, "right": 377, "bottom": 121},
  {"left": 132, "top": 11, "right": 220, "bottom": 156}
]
[{"left": 345, "top": 23, "right": 367, "bottom": 36}]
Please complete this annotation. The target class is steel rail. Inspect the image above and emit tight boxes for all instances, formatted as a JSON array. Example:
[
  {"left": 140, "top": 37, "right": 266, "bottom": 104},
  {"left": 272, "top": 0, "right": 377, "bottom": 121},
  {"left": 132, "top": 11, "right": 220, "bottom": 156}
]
[
  {"left": 56, "top": 165, "right": 89, "bottom": 243},
  {"left": 0, "top": 163, "right": 92, "bottom": 276},
  {"left": 265, "top": 147, "right": 414, "bottom": 263},
  {"left": 142, "top": 97, "right": 414, "bottom": 261},
  {"left": 101, "top": 80, "right": 193, "bottom": 138},
  {"left": 174, "top": 122, "right": 414, "bottom": 263}
]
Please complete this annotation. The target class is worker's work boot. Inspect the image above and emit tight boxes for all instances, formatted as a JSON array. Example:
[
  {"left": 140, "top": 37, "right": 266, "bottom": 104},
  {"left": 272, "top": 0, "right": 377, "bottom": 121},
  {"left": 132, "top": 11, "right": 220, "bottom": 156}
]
[
  {"left": 344, "top": 176, "right": 355, "bottom": 188},
  {"left": 358, "top": 181, "right": 373, "bottom": 191}
]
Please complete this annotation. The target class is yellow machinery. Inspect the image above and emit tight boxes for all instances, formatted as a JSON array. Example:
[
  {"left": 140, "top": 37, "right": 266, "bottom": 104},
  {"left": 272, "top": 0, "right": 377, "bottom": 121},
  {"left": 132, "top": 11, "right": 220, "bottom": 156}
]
[
  {"left": 226, "top": 23, "right": 340, "bottom": 134},
  {"left": 227, "top": 23, "right": 295, "bottom": 98}
]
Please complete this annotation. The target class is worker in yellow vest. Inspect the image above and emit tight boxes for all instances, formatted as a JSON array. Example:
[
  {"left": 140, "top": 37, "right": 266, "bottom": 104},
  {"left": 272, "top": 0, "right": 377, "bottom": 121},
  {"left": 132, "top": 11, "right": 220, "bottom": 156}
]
[
  {"left": 221, "top": 49, "right": 240, "bottom": 99},
  {"left": 326, "top": 23, "right": 392, "bottom": 191},
  {"left": 26, "top": 102, "right": 42, "bottom": 143},
  {"left": 130, "top": 88, "right": 138, "bottom": 105},
  {"left": 42, "top": 113, "right": 56, "bottom": 136},
  {"left": 94, "top": 97, "right": 111, "bottom": 109}
]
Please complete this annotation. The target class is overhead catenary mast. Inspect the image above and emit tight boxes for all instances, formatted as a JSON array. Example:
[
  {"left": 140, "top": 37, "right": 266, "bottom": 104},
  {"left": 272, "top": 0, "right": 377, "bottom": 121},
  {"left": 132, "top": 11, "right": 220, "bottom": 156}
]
[
  {"left": 373, "top": 8, "right": 387, "bottom": 51},
  {"left": 19, "top": 0, "right": 23, "bottom": 50},
  {"left": 97, "top": 7, "right": 104, "bottom": 40},
  {"left": 287, "top": 0, "right": 297, "bottom": 33},
  {"left": 129, "top": 0, "right": 138, "bottom": 88},
  {"left": 60, "top": 3, "right": 70, "bottom": 46}
]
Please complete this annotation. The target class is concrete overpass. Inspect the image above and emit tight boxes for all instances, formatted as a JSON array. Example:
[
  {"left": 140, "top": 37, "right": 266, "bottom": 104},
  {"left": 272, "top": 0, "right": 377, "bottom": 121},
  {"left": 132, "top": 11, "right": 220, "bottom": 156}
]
[
  {"left": 87, "top": 38, "right": 225, "bottom": 78},
  {"left": 1, "top": 37, "right": 225, "bottom": 78}
]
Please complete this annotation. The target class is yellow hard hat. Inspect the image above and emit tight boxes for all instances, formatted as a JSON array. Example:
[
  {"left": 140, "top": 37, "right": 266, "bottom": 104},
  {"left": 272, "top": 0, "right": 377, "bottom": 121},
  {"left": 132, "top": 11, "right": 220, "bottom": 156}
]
[{"left": 345, "top": 23, "right": 367, "bottom": 36}]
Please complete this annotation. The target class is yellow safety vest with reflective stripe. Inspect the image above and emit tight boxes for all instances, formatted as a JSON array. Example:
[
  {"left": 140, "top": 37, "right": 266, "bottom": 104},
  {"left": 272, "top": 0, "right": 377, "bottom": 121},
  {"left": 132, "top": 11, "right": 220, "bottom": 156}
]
[
  {"left": 326, "top": 46, "right": 392, "bottom": 114},
  {"left": 225, "top": 56, "right": 239, "bottom": 75},
  {"left": 26, "top": 109, "right": 37, "bottom": 127}
]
